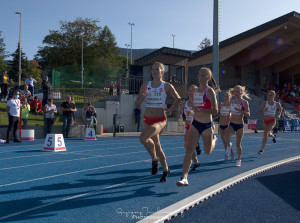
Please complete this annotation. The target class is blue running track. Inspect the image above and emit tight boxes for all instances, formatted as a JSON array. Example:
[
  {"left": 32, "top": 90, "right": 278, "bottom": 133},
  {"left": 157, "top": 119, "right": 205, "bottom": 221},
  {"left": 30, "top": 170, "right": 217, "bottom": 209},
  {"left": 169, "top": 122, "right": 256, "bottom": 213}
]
[{"left": 0, "top": 132, "right": 299, "bottom": 222}]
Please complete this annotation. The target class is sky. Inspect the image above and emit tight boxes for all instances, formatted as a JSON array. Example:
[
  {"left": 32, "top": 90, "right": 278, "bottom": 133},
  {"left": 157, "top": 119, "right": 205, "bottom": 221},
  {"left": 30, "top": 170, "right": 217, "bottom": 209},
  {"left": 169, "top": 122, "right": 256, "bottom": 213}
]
[{"left": 1, "top": 0, "right": 300, "bottom": 60}]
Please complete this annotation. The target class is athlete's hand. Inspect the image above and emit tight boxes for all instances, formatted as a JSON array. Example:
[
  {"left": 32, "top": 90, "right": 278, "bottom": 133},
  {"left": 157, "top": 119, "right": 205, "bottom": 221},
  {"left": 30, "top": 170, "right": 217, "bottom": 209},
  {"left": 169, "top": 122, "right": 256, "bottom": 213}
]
[
  {"left": 141, "top": 85, "right": 148, "bottom": 99},
  {"left": 192, "top": 106, "right": 201, "bottom": 112},
  {"left": 165, "top": 109, "right": 172, "bottom": 116}
]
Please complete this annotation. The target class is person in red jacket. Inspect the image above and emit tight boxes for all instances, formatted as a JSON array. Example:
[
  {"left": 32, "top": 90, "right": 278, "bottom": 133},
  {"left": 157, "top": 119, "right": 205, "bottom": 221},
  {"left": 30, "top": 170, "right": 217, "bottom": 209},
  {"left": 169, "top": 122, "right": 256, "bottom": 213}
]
[{"left": 30, "top": 96, "right": 43, "bottom": 114}]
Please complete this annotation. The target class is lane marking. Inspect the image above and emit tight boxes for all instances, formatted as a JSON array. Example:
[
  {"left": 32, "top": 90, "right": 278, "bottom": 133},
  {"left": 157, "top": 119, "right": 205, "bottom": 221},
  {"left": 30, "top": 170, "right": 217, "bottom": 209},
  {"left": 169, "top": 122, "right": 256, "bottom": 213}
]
[{"left": 0, "top": 154, "right": 184, "bottom": 188}]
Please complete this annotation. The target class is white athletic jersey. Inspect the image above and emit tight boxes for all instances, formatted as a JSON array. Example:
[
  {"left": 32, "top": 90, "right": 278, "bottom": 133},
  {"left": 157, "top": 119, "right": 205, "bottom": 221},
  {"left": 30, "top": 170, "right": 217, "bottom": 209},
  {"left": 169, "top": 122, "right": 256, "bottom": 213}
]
[
  {"left": 145, "top": 81, "right": 166, "bottom": 108},
  {"left": 220, "top": 102, "right": 230, "bottom": 116},
  {"left": 7, "top": 98, "right": 20, "bottom": 117},
  {"left": 264, "top": 101, "right": 276, "bottom": 117},
  {"left": 230, "top": 100, "right": 245, "bottom": 116},
  {"left": 184, "top": 101, "right": 193, "bottom": 122}
]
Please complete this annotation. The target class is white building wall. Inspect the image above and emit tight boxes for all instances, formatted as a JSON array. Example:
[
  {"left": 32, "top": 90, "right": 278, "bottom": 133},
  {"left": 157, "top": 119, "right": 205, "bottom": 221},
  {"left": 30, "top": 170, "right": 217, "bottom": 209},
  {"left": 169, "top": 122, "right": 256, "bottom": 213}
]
[{"left": 95, "top": 95, "right": 143, "bottom": 132}]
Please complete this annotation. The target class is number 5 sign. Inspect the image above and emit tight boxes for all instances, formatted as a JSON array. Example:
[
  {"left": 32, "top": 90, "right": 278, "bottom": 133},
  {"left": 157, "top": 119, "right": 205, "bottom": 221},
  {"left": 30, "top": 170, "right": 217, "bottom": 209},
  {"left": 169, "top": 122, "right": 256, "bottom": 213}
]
[{"left": 43, "top": 134, "right": 67, "bottom": 152}]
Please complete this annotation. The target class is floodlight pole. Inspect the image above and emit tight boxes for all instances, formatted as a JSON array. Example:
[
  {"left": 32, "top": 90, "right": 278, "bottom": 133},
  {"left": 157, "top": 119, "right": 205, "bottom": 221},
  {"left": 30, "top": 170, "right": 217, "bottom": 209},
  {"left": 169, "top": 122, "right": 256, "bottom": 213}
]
[
  {"left": 125, "top": 44, "right": 130, "bottom": 77},
  {"left": 81, "top": 34, "right": 84, "bottom": 88},
  {"left": 15, "top": 12, "right": 22, "bottom": 86},
  {"left": 212, "top": 0, "right": 219, "bottom": 88},
  {"left": 128, "top": 22, "right": 135, "bottom": 64},
  {"left": 172, "top": 34, "right": 175, "bottom": 48}
]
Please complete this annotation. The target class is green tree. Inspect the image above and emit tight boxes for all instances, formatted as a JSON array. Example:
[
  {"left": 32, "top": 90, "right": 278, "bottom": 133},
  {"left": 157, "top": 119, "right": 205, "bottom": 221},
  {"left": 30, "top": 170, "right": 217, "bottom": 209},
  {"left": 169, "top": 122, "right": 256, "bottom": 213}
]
[
  {"left": 198, "top": 37, "right": 211, "bottom": 50},
  {"left": 37, "top": 18, "right": 101, "bottom": 67},
  {"left": 28, "top": 60, "right": 43, "bottom": 88},
  {"left": 0, "top": 31, "right": 8, "bottom": 58},
  {"left": 0, "top": 56, "right": 7, "bottom": 72},
  {"left": 8, "top": 44, "right": 29, "bottom": 82},
  {"left": 37, "top": 18, "right": 126, "bottom": 85}
]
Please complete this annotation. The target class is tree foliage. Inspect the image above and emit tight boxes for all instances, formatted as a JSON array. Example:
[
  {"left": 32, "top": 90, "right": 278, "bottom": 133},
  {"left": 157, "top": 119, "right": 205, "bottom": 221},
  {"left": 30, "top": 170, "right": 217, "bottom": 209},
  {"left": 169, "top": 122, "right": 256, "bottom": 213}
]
[
  {"left": 0, "top": 56, "right": 7, "bottom": 72},
  {"left": 37, "top": 18, "right": 101, "bottom": 67},
  {"left": 8, "top": 44, "right": 29, "bottom": 82},
  {"left": 37, "top": 18, "right": 125, "bottom": 70},
  {"left": 0, "top": 31, "right": 8, "bottom": 58},
  {"left": 198, "top": 37, "right": 211, "bottom": 50}
]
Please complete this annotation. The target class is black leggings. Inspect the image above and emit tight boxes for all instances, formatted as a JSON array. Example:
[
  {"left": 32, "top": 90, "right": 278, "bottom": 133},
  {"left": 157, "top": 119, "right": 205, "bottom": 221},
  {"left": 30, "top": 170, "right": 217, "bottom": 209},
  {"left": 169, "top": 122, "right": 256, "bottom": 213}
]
[
  {"left": 7, "top": 115, "right": 19, "bottom": 141},
  {"left": 1, "top": 84, "right": 8, "bottom": 99}
]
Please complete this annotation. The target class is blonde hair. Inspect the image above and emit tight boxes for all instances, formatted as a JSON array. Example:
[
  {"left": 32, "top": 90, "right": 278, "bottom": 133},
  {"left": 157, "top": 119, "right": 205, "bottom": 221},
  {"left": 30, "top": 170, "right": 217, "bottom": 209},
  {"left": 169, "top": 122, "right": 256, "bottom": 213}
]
[
  {"left": 199, "top": 67, "right": 220, "bottom": 92},
  {"left": 189, "top": 84, "right": 198, "bottom": 90},
  {"left": 228, "top": 85, "right": 251, "bottom": 99},
  {"left": 223, "top": 91, "right": 232, "bottom": 98},
  {"left": 268, "top": 90, "right": 276, "bottom": 96},
  {"left": 152, "top": 62, "right": 164, "bottom": 73}
]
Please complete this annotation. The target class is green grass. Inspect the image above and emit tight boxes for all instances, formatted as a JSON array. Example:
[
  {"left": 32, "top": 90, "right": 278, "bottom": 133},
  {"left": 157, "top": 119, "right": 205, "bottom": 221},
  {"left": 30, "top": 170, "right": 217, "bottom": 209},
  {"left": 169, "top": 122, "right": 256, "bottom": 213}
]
[{"left": 0, "top": 102, "right": 63, "bottom": 126}]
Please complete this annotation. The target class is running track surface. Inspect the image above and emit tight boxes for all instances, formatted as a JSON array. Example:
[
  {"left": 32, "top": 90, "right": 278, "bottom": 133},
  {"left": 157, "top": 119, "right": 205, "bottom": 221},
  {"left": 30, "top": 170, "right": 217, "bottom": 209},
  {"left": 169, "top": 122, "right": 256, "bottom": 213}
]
[{"left": 0, "top": 132, "right": 299, "bottom": 223}]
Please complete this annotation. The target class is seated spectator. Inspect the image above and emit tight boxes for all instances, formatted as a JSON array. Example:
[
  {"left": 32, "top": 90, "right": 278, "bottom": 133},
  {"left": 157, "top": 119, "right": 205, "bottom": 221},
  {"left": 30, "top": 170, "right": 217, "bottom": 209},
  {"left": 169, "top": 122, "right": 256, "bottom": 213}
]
[
  {"left": 30, "top": 96, "right": 43, "bottom": 114},
  {"left": 22, "top": 85, "right": 33, "bottom": 103}
]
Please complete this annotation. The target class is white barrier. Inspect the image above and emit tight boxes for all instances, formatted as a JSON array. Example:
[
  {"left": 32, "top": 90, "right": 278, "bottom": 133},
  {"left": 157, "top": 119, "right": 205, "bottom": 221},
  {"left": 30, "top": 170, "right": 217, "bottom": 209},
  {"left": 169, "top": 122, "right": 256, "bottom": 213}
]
[{"left": 20, "top": 129, "right": 35, "bottom": 140}]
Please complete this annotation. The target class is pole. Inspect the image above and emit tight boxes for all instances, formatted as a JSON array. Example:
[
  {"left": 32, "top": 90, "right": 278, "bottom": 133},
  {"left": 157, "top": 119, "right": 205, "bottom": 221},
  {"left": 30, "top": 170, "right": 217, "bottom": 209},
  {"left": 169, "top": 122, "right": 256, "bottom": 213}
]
[
  {"left": 172, "top": 34, "right": 175, "bottom": 48},
  {"left": 212, "top": 0, "right": 219, "bottom": 88},
  {"left": 16, "top": 12, "right": 22, "bottom": 87},
  {"left": 81, "top": 35, "right": 84, "bottom": 88},
  {"left": 128, "top": 22, "right": 135, "bottom": 64},
  {"left": 125, "top": 44, "right": 130, "bottom": 77},
  {"left": 19, "top": 108, "right": 22, "bottom": 140}
]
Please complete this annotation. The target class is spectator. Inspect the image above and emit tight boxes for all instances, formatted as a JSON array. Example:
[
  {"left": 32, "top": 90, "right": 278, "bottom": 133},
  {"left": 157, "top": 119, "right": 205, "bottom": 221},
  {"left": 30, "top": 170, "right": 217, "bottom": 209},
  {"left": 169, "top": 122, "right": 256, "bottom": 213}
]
[
  {"left": 60, "top": 96, "right": 77, "bottom": 138},
  {"left": 109, "top": 81, "right": 114, "bottom": 95},
  {"left": 42, "top": 76, "right": 51, "bottom": 106},
  {"left": 71, "top": 96, "right": 77, "bottom": 125},
  {"left": 133, "top": 106, "right": 141, "bottom": 132},
  {"left": 44, "top": 98, "right": 57, "bottom": 135},
  {"left": 30, "top": 96, "right": 43, "bottom": 114},
  {"left": 24, "top": 74, "right": 37, "bottom": 96},
  {"left": 21, "top": 98, "right": 30, "bottom": 129},
  {"left": 116, "top": 81, "right": 121, "bottom": 96},
  {"left": 23, "top": 85, "right": 33, "bottom": 103},
  {"left": 84, "top": 102, "right": 96, "bottom": 129},
  {"left": 0, "top": 70, "right": 9, "bottom": 102},
  {"left": 6, "top": 90, "right": 22, "bottom": 143}
]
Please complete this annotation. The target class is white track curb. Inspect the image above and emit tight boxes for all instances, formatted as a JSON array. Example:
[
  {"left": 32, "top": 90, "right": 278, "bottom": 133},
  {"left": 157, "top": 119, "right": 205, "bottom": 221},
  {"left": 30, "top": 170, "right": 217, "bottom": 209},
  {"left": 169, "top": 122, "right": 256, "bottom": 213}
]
[{"left": 138, "top": 155, "right": 300, "bottom": 223}]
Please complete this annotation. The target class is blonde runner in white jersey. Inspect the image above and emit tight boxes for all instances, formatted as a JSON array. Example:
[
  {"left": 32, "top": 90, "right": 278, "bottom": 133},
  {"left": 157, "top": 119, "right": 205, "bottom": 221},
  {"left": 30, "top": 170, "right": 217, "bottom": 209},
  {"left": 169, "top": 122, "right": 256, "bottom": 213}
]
[
  {"left": 258, "top": 90, "right": 282, "bottom": 155},
  {"left": 264, "top": 101, "right": 276, "bottom": 117},
  {"left": 145, "top": 81, "right": 166, "bottom": 109}
]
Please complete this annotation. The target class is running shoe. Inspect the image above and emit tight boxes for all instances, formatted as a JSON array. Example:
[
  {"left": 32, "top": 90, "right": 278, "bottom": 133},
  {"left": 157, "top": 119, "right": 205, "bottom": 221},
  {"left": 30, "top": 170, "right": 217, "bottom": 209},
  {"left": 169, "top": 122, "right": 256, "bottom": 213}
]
[
  {"left": 236, "top": 160, "right": 241, "bottom": 167},
  {"left": 191, "top": 163, "right": 200, "bottom": 171},
  {"left": 176, "top": 178, "right": 189, "bottom": 186},
  {"left": 160, "top": 169, "right": 170, "bottom": 182},
  {"left": 195, "top": 143, "right": 201, "bottom": 155},
  {"left": 258, "top": 149, "right": 264, "bottom": 155},
  {"left": 225, "top": 148, "right": 230, "bottom": 160},
  {"left": 152, "top": 160, "right": 159, "bottom": 175},
  {"left": 272, "top": 135, "right": 276, "bottom": 143}
]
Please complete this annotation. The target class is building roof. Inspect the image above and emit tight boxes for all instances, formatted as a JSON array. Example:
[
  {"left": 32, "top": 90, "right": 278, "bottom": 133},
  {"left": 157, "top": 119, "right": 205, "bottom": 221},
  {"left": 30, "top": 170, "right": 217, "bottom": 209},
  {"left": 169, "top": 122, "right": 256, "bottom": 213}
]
[
  {"left": 190, "top": 11, "right": 300, "bottom": 61},
  {"left": 135, "top": 47, "right": 192, "bottom": 65}
]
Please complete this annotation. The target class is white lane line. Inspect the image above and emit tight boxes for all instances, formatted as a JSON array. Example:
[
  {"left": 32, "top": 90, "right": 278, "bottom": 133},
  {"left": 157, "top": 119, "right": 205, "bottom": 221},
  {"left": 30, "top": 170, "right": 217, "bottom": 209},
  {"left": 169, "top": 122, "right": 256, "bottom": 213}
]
[
  {"left": 0, "top": 146, "right": 186, "bottom": 171},
  {"left": 0, "top": 174, "right": 156, "bottom": 221},
  {"left": 0, "top": 150, "right": 148, "bottom": 171},
  {"left": 0, "top": 141, "right": 181, "bottom": 154},
  {"left": 0, "top": 154, "right": 184, "bottom": 188}
]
